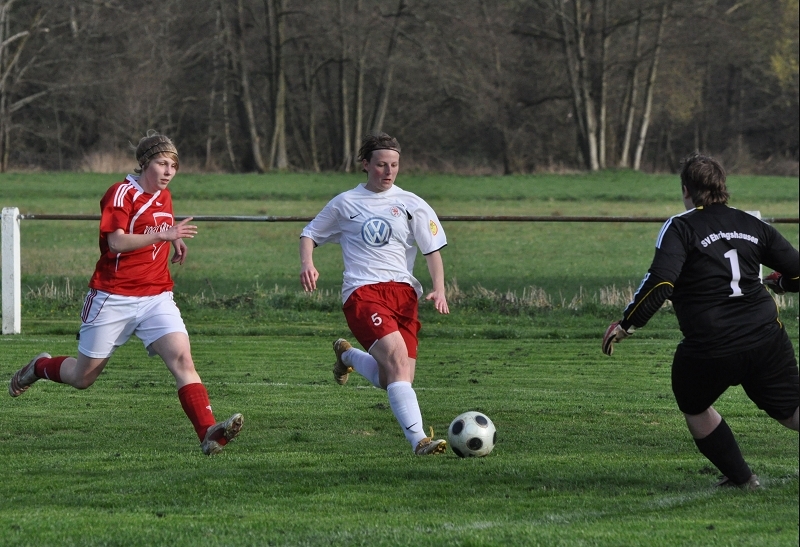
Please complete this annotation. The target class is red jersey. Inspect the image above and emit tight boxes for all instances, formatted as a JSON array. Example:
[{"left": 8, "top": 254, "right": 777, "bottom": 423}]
[{"left": 88, "top": 175, "right": 175, "bottom": 296}]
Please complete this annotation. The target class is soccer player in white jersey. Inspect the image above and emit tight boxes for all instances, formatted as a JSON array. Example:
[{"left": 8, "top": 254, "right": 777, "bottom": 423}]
[
  {"left": 300, "top": 132, "right": 450, "bottom": 455},
  {"left": 9, "top": 132, "right": 243, "bottom": 456}
]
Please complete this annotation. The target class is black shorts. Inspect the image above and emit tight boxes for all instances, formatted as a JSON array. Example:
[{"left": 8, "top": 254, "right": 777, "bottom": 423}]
[{"left": 671, "top": 327, "right": 799, "bottom": 420}]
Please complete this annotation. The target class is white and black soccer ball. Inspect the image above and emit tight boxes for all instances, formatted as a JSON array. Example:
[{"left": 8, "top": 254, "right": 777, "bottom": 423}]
[{"left": 447, "top": 411, "right": 497, "bottom": 458}]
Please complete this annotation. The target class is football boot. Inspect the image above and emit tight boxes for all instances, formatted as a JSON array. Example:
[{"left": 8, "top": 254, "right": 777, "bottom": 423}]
[
  {"left": 415, "top": 427, "right": 447, "bottom": 456},
  {"left": 9, "top": 352, "right": 50, "bottom": 397},
  {"left": 332, "top": 338, "right": 354, "bottom": 385},
  {"left": 201, "top": 413, "right": 244, "bottom": 456},
  {"left": 715, "top": 474, "right": 761, "bottom": 491}
]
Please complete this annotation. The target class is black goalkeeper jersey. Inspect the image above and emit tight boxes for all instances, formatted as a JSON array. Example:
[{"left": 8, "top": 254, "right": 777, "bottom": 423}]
[{"left": 620, "top": 204, "right": 799, "bottom": 357}]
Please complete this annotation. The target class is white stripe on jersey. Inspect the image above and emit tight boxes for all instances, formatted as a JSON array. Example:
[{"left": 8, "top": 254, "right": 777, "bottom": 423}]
[
  {"left": 117, "top": 175, "right": 145, "bottom": 209},
  {"left": 128, "top": 190, "right": 161, "bottom": 235},
  {"left": 628, "top": 272, "right": 650, "bottom": 307},
  {"left": 110, "top": 178, "right": 164, "bottom": 271},
  {"left": 655, "top": 209, "right": 693, "bottom": 249},
  {"left": 113, "top": 183, "right": 134, "bottom": 207}
]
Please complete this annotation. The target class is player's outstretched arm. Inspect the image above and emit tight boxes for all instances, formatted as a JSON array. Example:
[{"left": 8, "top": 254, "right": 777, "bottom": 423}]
[
  {"left": 299, "top": 236, "right": 319, "bottom": 292},
  {"left": 107, "top": 217, "right": 197, "bottom": 254},
  {"left": 603, "top": 217, "right": 682, "bottom": 356},
  {"left": 764, "top": 271, "right": 799, "bottom": 294},
  {"left": 602, "top": 275, "right": 671, "bottom": 356},
  {"left": 424, "top": 250, "right": 449, "bottom": 314},
  {"left": 171, "top": 239, "right": 188, "bottom": 264},
  {"left": 602, "top": 321, "right": 635, "bottom": 356},
  {"left": 763, "top": 272, "right": 786, "bottom": 294}
]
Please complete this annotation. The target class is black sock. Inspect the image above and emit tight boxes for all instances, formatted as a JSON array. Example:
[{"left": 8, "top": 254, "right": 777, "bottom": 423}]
[{"left": 694, "top": 418, "right": 752, "bottom": 484}]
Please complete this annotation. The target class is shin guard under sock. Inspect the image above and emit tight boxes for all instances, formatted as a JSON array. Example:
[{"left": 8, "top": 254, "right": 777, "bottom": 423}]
[
  {"left": 346, "top": 348, "right": 382, "bottom": 388},
  {"left": 34, "top": 356, "right": 67, "bottom": 383},
  {"left": 178, "top": 383, "right": 218, "bottom": 443},
  {"left": 694, "top": 418, "right": 752, "bottom": 484},
  {"left": 387, "top": 381, "right": 426, "bottom": 448}
]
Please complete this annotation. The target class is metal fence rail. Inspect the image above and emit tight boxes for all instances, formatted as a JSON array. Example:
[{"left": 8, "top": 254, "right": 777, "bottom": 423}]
[
  {"left": 3, "top": 208, "right": 798, "bottom": 334},
  {"left": 14, "top": 213, "right": 800, "bottom": 224}
]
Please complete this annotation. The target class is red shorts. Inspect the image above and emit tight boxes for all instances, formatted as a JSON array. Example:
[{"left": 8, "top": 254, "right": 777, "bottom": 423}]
[{"left": 343, "top": 282, "right": 421, "bottom": 358}]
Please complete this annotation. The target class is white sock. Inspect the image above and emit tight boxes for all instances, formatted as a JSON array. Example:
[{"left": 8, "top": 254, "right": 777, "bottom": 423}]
[
  {"left": 386, "top": 381, "right": 426, "bottom": 449},
  {"left": 343, "top": 347, "right": 382, "bottom": 388}
]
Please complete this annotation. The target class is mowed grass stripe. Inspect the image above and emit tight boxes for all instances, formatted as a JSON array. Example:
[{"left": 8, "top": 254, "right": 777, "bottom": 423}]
[{"left": 2, "top": 335, "right": 797, "bottom": 546}]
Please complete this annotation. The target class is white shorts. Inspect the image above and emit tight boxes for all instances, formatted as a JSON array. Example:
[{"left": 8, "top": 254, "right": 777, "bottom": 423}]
[{"left": 78, "top": 290, "right": 188, "bottom": 359}]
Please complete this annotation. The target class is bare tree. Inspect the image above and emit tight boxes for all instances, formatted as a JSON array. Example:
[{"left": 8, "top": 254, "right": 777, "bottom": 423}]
[
  {"left": 352, "top": 13, "right": 367, "bottom": 168},
  {"left": 0, "top": 0, "right": 794, "bottom": 174},
  {"left": 618, "top": 6, "right": 643, "bottom": 168},
  {"left": 368, "top": 0, "right": 405, "bottom": 133},
  {"left": 598, "top": 0, "right": 610, "bottom": 168},
  {"left": 205, "top": 4, "right": 223, "bottom": 170},
  {"left": 633, "top": 1, "right": 668, "bottom": 170},
  {"left": 265, "top": 0, "right": 288, "bottom": 170},
  {"left": 234, "top": 0, "right": 267, "bottom": 172},
  {"left": 337, "top": 0, "right": 352, "bottom": 170},
  {"left": 0, "top": 1, "right": 48, "bottom": 171},
  {"left": 553, "top": 0, "right": 599, "bottom": 170},
  {"left": 220, "top": 2, "right": 239, "bottom": 170}
]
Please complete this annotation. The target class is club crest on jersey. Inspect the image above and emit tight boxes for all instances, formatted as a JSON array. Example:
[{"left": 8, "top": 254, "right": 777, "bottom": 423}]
[
  {"left": 390, "top": 206, "right": 401, "bottom": 217},
  {"left": 144, "top": 212, "right": 173, "bottom": 235},
  {"left": 429, "top": 220, "right": 439, "bottom": 236},
  {"left": 361, "top": 217, "right": 392, "bottom": 247}
]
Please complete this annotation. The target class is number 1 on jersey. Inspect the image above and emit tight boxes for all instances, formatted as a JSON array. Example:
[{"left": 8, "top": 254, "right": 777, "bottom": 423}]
[{"left": 723, "top": 249, "right": 743, "bottom": 297}]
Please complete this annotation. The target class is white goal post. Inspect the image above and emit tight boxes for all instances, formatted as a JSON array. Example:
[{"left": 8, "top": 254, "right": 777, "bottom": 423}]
[{"left": 2, "top": 207, "right": 21, "bottom": 334}]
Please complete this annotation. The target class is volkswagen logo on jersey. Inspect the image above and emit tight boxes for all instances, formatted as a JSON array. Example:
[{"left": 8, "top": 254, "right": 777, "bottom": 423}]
[{"left": 361, "top": 217, "right": 392, "bottom": 247}]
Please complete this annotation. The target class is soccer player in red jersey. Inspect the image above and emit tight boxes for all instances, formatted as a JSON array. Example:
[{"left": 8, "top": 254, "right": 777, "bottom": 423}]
[
  {"left": 9, "top": 132, "right": 243, "bottom": 456},
  {"left": 300, "top": 133, "right": 450, "bottom": 456},
  {"left": 603, "top": 153, "right": 798, "bottom": 489}
]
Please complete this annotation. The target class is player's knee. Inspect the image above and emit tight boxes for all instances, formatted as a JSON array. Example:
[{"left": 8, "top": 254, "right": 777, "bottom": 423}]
[
  {"left": 171, "top": 352, "right": 196, "bottom": 374},
  {"left": 72, "top": 375, "right": 97, "bottom": 390},
  {"left": 777, "top": 407, "right": 799, "bottom": 431}
]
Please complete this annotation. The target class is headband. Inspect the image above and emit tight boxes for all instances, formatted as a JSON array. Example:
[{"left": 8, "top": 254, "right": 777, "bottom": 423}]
[{"left": 137, "top": 140, "right": 178, "bottom": 166}]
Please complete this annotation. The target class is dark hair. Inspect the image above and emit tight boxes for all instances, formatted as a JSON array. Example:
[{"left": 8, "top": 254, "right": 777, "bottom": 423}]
[
  {"left": 133, "top": 131, "right": 179, "bottom": 174},
  {"left": 680, "top": 153, "right": 729, "bottom": 206},
  {"left": 357, "top": 132, "right": 401, "bottom": 171}
]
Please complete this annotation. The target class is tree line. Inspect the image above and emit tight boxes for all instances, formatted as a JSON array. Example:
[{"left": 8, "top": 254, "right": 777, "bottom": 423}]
[{"left": 1, "top": 0, "right": 797, "bottom": 175}]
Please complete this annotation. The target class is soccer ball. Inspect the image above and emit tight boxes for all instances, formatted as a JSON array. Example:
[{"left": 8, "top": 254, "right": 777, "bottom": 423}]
[{"left": 447, "top": 411, "right": 497, "bottom": 458}]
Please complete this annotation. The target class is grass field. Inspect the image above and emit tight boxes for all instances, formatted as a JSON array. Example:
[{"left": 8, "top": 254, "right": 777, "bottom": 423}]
[{"left": 1, "top": 170, "right": 798, "bottom": 546}]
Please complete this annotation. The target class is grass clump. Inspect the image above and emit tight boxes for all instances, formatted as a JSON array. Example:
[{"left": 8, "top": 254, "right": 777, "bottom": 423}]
[{"left": 22, "top": 279, "right": 796, "bottom": 323}]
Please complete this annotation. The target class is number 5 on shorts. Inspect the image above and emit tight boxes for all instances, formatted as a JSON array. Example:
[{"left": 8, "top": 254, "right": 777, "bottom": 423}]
[{"left": 371, "top": 312, "right": 382, "bottom": 326}]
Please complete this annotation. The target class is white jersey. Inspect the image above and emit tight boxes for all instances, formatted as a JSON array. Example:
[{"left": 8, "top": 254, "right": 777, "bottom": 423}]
[{"left": 301, "top": 183, "right": 447, "bottom": 303}]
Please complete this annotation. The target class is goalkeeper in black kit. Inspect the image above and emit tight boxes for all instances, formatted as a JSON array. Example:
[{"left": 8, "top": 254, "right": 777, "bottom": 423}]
[{"left": 602, "top": 153, "right": 799, "bottom": 490}]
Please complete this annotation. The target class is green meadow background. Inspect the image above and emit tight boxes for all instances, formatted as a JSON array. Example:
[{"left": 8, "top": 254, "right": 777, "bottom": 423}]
[
  {"left": 0, "top": 171, "right": 798, "bottom": 546},
  {"left": 4, "top": 170, "right": 798, "bottom": 298}
]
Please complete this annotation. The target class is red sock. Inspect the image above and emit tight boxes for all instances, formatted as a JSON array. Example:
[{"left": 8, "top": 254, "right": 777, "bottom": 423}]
[
  {"left": 34, "top": 356, "right": 67, "bottom": 383},
  {"left": 178, "top": 383, "right": 218, "bottom": 442}
]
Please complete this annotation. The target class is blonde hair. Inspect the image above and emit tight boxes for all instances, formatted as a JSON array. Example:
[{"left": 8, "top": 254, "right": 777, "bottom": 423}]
[{"left": 133, "top": 131, "right": 179, "bottom": 174}]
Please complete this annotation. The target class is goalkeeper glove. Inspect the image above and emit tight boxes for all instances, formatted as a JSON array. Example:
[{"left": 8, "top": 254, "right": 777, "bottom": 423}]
[
  {"left": 763, "top": 272, "right": 785, "bottom": 294},
  {"left": 602, "top": 321, "right": 634, "bottom": 356}
]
